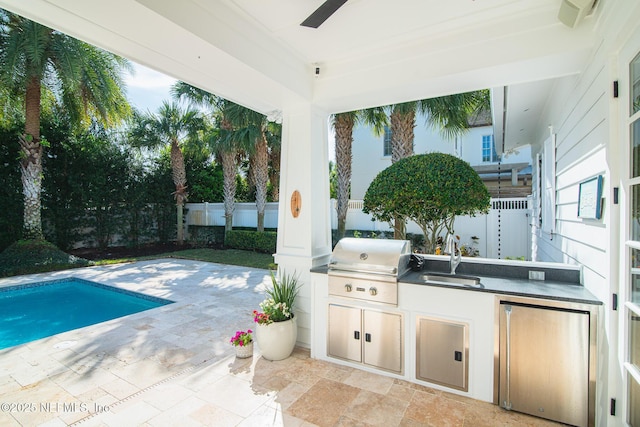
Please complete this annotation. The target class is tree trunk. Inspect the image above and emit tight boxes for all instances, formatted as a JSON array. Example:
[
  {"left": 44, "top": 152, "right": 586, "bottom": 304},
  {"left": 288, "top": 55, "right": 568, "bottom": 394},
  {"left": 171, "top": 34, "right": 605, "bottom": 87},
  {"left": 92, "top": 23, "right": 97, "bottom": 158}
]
[
  {"left": 21, "top": 76, "right": 44, "bottom": 240},
  {"left": 252, "top": 133, "right": 269, "bottom": 232},
  {"left": 389, "top": 109, "right": 415, "bottom": 239},
  {"left": 393, "top": 217, "right": 406, "bottom": 241},
  {"left": 221, "top": 149, "right": 237, "bottom": 233},
  {"left": 334, "top": 114, "right": 355, "bottom": 240},
  {"left": 269, "top": 147, "right": 281, "bottom": 202},
  {"left": 170, "top": 140, "right": 188, "bottom": 245},
  {"left": 176, "top": 203, "right": 184, "bottom": 245},
  {"left": 219, "top": 118, "right": 237, "bottom": 234},
  {"left": 389, "top": 109, "right": 415, "bottom": 163}
]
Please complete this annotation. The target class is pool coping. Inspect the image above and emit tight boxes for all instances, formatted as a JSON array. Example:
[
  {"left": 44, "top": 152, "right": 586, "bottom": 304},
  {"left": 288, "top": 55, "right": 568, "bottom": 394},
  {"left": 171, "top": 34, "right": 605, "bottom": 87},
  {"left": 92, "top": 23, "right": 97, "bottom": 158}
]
[{"left": 0, "top": 276, "right": 175, "bottom": 305}]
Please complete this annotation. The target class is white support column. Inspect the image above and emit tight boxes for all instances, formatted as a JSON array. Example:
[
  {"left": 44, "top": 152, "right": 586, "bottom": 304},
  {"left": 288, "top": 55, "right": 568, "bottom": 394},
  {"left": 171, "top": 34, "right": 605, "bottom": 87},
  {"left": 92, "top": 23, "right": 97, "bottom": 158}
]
[{"left": 275, "top": 103, "right": 332, "bottom": 349}]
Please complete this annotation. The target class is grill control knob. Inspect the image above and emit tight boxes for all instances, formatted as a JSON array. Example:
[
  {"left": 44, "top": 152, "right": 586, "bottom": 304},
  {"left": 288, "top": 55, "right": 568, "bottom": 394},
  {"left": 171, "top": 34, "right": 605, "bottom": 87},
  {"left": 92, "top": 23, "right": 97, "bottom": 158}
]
[
  {"left": 344, "top": 284, "right": 352, "bottom": 292},
  {"left": 369, "top": 287, "right": 378, "bottom": 296}
]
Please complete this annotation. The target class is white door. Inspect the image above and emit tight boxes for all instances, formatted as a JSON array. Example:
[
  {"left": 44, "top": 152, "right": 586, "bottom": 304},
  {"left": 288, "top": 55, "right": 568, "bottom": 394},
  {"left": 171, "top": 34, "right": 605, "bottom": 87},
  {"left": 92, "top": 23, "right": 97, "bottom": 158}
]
[{"left": 621, "top": 30, "right": 640, "bottom": 426}]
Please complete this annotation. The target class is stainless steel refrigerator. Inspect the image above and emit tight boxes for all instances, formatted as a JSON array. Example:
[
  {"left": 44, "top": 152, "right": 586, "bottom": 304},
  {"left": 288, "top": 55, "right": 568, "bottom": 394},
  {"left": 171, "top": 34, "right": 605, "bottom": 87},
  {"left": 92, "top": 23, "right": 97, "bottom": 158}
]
[{"left": 498, "top": 302, "right": 590, "bottom": 427}]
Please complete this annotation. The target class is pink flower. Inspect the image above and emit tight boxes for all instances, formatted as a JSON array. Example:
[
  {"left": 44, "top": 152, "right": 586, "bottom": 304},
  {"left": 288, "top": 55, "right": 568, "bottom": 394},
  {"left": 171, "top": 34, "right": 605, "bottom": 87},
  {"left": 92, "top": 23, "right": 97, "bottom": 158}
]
[{"left": 230, "top": 330, "right": 253, "bottom": 347}]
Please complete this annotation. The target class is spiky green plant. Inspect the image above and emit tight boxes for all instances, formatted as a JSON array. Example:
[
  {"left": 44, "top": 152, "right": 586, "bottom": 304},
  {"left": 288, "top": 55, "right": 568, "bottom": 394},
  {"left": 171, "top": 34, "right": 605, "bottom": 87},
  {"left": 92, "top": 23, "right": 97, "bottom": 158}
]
[{"left": 266, "top": 270, "right": 300, "bottom": 314}]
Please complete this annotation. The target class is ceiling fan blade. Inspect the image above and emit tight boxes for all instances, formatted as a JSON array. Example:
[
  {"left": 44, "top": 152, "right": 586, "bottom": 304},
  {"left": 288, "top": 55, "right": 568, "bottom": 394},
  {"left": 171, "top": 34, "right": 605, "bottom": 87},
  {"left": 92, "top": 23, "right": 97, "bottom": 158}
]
[{"left": 300, "top": 0, "right": 348, "bottom": 28}]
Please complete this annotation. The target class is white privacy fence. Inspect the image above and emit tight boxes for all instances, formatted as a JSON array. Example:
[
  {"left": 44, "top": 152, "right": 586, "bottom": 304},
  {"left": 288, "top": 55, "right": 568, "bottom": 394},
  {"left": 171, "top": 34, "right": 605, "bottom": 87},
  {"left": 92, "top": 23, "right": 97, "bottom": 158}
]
[
  {"left": 185, "top": 197, "right": 531, "bottom": 260},
  {"left": 329, "top": 198, "right": 531, "bottom": 260},
  {"left": 185, "top": 202, "right": 279, "bottom": 229}
]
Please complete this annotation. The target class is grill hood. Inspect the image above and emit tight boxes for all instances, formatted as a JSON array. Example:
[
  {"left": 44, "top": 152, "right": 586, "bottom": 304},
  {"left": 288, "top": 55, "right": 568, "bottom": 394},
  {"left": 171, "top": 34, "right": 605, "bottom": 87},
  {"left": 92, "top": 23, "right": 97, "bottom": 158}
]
[{"left": 329, "top": 238, "right": 412, "bottom": 278}]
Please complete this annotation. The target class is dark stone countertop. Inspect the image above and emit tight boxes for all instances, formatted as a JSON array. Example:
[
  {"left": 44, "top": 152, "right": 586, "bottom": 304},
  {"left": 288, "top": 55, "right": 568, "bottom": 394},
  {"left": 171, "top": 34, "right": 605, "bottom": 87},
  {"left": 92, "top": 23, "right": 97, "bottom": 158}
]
[
  {"left": 311, "top": 263, "right": 602, "bottom": 306},
  {"left": 399, "top": 270, "right": 602, "bottom": 306}
]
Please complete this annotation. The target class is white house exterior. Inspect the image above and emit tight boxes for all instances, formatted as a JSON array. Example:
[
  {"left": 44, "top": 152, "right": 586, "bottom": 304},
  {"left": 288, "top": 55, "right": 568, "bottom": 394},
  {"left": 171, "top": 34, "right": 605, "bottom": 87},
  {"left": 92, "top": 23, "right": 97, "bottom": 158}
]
[
  {"left": 350, "top": 118, "right": 531, "bottom": 200},
  {"left": 4, "top": 1, "right": 640, "bottom": 425},
  {"left": 346, "top": 117, "right": 533, "bottom": 260}
]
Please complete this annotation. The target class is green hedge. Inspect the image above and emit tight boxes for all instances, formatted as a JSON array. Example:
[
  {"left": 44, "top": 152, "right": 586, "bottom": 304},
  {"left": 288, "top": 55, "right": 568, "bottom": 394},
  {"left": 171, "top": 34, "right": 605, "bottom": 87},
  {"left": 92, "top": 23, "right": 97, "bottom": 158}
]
[
  {"left": 188, "top": 225, "right": 226, "bottom": 247},
  {"left": 225, "top": 230, "right": 277, "bottom": 253},
  {"left": 0, "top": 240, "right": 90, "bottom": 277}
]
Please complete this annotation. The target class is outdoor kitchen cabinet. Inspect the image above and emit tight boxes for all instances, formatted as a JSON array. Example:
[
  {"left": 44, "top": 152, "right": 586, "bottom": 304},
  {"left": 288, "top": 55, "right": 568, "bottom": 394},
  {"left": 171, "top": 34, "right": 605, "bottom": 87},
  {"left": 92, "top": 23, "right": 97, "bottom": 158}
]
[
  {"left": 416, "top": 316, "right": 469, "bottom": 391},
  {"left": 327, "top": 303, "right": 403, "bottom": 374}
]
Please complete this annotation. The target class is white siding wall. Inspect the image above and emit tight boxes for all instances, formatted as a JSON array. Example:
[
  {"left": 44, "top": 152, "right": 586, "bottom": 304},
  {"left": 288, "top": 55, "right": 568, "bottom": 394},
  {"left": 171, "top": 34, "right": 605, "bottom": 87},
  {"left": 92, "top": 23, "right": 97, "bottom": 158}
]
[
  {"left": 533, "top": 53, "right": 613, "bottom": 427},
  {"left": 532, "top": 55, "right": 609, "bottom": 284},
  {"left": 529, "top": 3, "right": 640, "bottom": 425}
]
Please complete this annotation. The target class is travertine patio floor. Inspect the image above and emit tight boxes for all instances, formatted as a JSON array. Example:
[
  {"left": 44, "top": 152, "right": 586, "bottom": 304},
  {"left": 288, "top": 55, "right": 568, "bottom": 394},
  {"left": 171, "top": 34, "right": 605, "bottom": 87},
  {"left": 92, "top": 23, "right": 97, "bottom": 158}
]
[{"left": 0, "top": 259, "right": 562, "bottom": 426}]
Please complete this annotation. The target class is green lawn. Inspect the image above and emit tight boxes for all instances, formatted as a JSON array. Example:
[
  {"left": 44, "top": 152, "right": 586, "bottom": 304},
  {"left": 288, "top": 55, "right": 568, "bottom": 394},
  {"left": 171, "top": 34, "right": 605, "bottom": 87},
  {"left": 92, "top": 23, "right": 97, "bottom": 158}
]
[
  {"left": 151, "top": 248, "right": 276, "bottom": 270},
  {"left": 0, "top": 241, "right": 276, "bottom": 278}
]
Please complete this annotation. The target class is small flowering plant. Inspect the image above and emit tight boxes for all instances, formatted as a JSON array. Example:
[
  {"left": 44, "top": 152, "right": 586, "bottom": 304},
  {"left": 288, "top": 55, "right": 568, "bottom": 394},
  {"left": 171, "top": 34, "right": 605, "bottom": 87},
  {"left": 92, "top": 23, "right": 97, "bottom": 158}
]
[
  {"left": 253, "top": 270, "right": 299, "bottom": 325},
  {"left": 230, "top": 329, "right": 253, "bottom": 347},
  {"left": 253, "top": 300, "right": 292, "bottom": 325}
]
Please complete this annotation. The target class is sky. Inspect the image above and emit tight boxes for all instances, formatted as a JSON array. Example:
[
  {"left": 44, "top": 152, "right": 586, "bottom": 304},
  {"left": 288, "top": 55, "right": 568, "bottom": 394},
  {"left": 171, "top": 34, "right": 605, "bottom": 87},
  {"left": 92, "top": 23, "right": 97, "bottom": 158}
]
[
  {"left": 125, "top": 62, "right": 337, "bottom": 161},
  {"left": 124, "top": 63, "right": 177, "bottom": 113}
]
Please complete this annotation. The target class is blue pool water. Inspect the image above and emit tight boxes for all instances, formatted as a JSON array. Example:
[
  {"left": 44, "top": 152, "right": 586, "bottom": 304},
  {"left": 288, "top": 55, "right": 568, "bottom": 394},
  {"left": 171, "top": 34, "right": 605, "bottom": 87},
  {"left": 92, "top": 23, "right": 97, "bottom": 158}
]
[{"left": 0, "top": 278, "right": 173, "bottom": 350}]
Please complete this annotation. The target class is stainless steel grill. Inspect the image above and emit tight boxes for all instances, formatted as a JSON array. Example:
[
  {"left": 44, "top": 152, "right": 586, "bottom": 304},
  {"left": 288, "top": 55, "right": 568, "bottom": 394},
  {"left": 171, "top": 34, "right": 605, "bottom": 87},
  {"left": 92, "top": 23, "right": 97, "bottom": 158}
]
[{"left": 328, "top": 238, "right": 411, "bottom": 306}]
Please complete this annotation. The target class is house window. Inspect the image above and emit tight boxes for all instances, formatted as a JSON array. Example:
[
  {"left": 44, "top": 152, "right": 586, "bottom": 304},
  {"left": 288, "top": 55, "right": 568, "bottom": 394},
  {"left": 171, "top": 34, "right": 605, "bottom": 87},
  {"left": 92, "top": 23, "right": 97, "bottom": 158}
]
[
  {"left": 383, "top": 126, "right": 392, "bottom": 157},
  {"left": 482, "top": 135, "right": 499, "bottom": 162}
]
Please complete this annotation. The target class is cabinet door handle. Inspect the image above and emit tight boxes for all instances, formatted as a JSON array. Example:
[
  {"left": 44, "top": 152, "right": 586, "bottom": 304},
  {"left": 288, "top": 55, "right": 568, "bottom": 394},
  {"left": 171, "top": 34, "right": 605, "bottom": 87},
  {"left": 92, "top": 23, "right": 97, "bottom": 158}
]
[
  {"left": 365, "top": 333, "right": 371, "bottom": 342},
  {"left": 354, "top": 331, "right": 360, "bottom": 340},
  {"left": 454, "top": 351, "right": 463, "bottom": 362}
]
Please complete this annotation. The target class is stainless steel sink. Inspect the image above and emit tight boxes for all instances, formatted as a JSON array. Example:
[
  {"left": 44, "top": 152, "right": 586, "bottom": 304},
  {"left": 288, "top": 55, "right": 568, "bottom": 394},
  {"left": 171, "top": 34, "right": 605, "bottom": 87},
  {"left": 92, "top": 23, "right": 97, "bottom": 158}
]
[{"left": 421, "top": 273, "right": 483, "bottom": 288}]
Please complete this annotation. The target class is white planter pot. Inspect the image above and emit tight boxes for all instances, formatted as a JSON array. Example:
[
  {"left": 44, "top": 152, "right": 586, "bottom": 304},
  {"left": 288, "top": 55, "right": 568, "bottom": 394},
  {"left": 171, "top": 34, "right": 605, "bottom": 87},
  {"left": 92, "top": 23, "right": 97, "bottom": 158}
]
[
  {"left": 255, "top": 317, "right": 297, "bottom": 361},
  {"left": 235, "top": 342, "right": 253, "bottom": 359}
]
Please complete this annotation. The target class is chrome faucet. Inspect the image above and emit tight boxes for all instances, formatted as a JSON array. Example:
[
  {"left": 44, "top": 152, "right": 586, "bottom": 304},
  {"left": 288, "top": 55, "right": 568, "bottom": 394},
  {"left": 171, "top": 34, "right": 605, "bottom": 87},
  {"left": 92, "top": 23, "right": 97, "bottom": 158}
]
[{"left": 445, "top": 234, "right": 461, "bottom": 275}]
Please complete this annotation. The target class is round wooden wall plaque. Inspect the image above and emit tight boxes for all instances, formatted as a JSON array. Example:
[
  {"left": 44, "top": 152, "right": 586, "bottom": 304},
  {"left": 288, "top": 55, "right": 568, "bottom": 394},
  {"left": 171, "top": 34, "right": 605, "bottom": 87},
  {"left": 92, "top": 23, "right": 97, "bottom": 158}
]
[{"left": 290, "top": 190, "right": 301, "bottom": 218}]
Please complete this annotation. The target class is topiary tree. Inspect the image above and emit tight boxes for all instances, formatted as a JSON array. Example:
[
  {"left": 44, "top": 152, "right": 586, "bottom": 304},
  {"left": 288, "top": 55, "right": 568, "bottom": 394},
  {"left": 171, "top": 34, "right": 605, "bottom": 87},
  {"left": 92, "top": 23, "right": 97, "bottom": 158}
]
[{"left": 363, "top": 153, "right": 490, "bottom": 253}]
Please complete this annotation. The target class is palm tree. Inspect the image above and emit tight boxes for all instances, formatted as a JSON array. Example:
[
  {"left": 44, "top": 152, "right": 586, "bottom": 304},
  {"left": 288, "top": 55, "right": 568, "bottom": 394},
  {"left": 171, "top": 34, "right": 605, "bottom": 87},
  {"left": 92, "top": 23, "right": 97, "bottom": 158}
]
[
  {"left": 332, "top": 112, "right": 357, "bottom": 240},
  {"left": 172, "top": 82, "right": 239, "bottom": 233},
  {"left": 223, "top": 103, "right": 272, "bottom": 232},
  {"left": 0, "top": 11, "right": 131, "bottom": 240},
  {"left": 331, "top": 107, "right": 388, "bottom": 240},
  {"left": 216, "top": 107, "right": 241, "bottom": 233},
  {"left": 386, "top": 90, "right": 490, "bottom": 238},
  {"left": 129, "top": 101, "right": 204, "bottom": 245}
]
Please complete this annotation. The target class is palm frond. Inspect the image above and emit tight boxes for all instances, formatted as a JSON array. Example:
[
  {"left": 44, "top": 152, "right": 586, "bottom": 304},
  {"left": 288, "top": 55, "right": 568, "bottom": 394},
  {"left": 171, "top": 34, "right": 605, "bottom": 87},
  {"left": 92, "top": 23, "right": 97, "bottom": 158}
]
[
  {"left": 171, "top": 81, "right": 222, "bottom": 111},
  {"left": 128, "top": 101, "right": 203, "bottom": 150},
  {"left": 359, "top": 106, "right": 388, "bottom": 136}
]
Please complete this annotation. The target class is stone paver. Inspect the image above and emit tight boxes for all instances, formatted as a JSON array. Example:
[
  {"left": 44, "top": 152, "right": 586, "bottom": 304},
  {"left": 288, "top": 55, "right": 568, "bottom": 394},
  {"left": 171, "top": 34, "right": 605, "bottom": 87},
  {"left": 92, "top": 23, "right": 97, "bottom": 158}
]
[
  {"left": 0, "top": 259, "right": 268, "bottom": 426},
  {"left": 0, "top": 260, "right": 564, "bottom": 426}
]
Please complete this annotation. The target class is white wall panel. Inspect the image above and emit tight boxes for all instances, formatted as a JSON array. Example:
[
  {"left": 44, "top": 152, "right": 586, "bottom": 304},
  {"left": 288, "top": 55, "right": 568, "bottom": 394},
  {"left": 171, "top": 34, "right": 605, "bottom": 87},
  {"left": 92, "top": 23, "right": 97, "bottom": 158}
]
[{"left": 556, "top": 144, "right": 607, "bottom": 190}]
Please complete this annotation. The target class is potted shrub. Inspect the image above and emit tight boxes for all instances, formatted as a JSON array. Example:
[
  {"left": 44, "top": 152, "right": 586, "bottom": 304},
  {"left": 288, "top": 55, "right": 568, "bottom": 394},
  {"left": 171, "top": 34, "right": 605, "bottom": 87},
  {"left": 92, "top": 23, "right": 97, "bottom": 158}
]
[
  {"left": 230, "top": 329, "right": 253, "bottom": 358},
  {"left": 253, "top": 270, "right": 300, "bottom": 361}
]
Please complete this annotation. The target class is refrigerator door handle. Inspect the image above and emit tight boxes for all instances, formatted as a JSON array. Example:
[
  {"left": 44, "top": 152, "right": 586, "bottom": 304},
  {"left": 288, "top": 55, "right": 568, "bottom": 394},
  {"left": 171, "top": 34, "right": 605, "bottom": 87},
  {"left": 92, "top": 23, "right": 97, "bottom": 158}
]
[{"left": 503, "top": 305, "right": 513, "bottom": 411}]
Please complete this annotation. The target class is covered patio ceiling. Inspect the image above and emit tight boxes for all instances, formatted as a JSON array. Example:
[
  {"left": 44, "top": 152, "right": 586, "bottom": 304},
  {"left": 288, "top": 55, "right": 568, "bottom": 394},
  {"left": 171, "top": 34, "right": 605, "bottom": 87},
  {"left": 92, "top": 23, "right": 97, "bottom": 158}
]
[{"left": 0, "top": 0, "right": 599, "bottom": 152}]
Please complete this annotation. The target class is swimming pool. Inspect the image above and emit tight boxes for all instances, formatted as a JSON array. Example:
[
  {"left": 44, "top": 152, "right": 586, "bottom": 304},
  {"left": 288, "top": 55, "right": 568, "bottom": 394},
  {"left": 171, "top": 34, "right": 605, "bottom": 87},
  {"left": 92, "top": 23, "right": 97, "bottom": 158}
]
[{"left": 0, "top": 278, "right": 173, "bottom": 350}]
